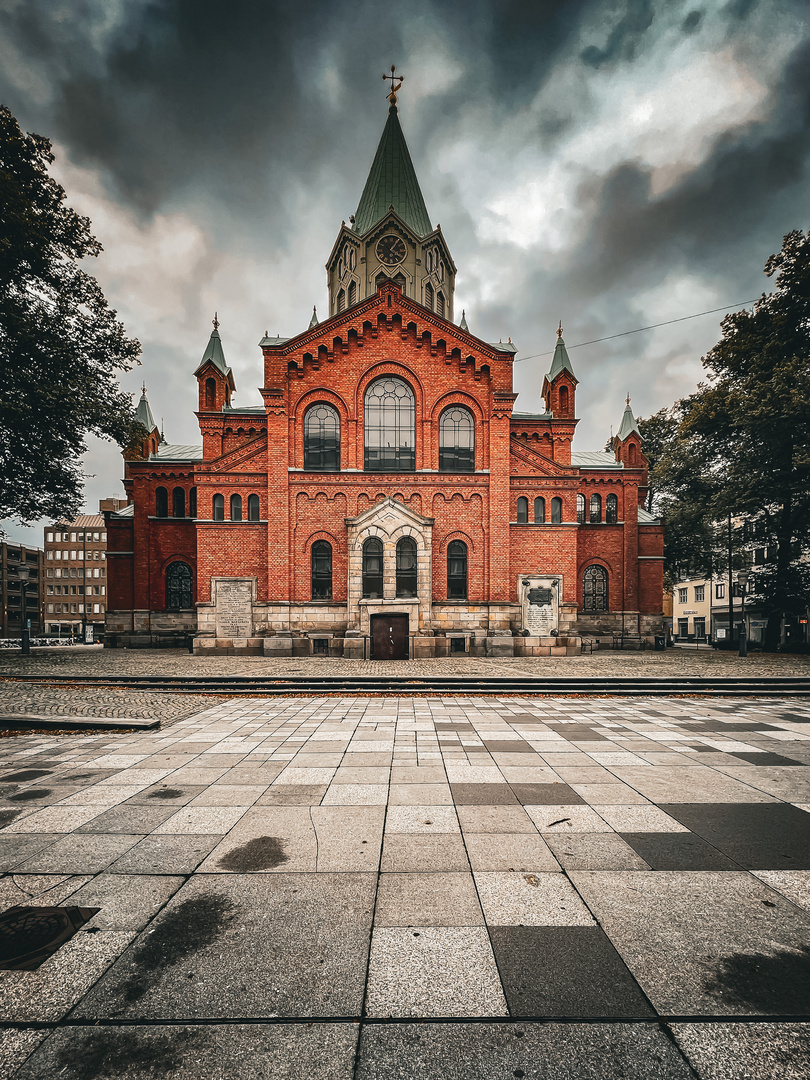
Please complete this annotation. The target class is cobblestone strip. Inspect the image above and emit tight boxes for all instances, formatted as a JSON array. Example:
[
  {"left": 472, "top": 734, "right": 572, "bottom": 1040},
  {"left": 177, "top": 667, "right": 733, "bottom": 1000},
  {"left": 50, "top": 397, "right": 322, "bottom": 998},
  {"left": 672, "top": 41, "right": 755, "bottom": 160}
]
[{"left": 0, "top": 687, "right": 217, "bottom": 723}]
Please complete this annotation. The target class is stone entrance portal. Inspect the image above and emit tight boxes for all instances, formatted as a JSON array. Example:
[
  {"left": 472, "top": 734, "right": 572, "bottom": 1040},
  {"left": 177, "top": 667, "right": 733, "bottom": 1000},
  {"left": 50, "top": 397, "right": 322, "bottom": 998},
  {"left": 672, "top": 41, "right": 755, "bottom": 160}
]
[{"left": 371, "top": 613, "right": 409, "bottom": 660}]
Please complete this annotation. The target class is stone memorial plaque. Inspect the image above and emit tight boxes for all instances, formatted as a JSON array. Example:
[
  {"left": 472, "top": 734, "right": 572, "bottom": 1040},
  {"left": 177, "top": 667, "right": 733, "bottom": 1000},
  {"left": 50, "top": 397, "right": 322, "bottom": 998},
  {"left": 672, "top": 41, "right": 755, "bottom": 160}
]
[
  {"left": 215, "top": 579, "right": 254, "bottom": 638},
  {"left": 520, "top": 576, "right": 559, "bottom": 636}
]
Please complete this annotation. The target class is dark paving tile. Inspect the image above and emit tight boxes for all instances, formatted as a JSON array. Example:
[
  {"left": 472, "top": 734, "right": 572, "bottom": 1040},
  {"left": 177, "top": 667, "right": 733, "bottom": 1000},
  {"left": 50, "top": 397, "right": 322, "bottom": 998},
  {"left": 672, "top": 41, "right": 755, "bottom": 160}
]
[
  {"left": 72, "top": 873, "right": 376, "bottom": 1019},
  {"left": 0, "top": 833, "right": 62, "bottom": 872},
  {"left": 511, "top": 783, "right": 585, "bottom": 805},
  {"left": 0, "top": 769, "right": 52, "bottom": 783},
  {"left": 356, "top": 1021, "right": 694, "bottom": 1078},
  {"left": 621, "top": 832, "right": 741, "bottom": 871},
  {"left": 451, "top": 783, "right": 517, "bottom": 805},
  {"left": 671, "top": 1022, "right": 810, "bottom": 1080},
  {"left": 17, "top": 833, "right": 144, "bottom": 874},
  {"left": 14, "top": 1023, "right": 358, "bottom": 1079},
  {"left": 546, "top": 833, "right": 650, "bottom": 870},
  {"left": 659, "top": 803, "right": 810, "bottom": 870},
  {"left": 731, "top": 753, "right": 807, "bottom": 767},
  {"left": 106, "top": 834, "right": 224, "bottom": 875},
  {"left": 56, "top": 769, "right": 125, "bottom": 784},
  {"left": 482, "top": 741, "right": 535, "bottom": 753},
  {"left": 76, "top": 806, "right": 178, "bottom": 834},
  {"left": 489, "top": 926, "right": 654, "bottom": 1018}
]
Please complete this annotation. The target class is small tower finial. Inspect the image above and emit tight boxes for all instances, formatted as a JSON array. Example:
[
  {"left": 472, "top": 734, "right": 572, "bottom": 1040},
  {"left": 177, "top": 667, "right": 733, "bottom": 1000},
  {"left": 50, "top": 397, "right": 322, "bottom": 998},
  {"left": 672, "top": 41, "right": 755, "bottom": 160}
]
[
  {"left": 382, "top": 64, "right": 405, "bottom": 107},
  {"left": 626, "top": 392, "right": 631, "bottom": 406},
  {"left": 557, "top": 320, "right": 563, "bottom": 339},
  {"left": 141, "top": 381, "right": 147, "bottom": 396},
  {"left": 213, "top": 312, "right": 220, "bottom": 332}
]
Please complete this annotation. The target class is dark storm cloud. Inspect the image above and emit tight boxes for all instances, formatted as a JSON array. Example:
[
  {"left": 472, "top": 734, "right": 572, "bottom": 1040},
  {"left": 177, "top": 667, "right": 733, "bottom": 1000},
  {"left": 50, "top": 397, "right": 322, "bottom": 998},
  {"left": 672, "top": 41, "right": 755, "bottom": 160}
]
[{"left": 580, "top": 0, "right": 655, "bottom": 69}]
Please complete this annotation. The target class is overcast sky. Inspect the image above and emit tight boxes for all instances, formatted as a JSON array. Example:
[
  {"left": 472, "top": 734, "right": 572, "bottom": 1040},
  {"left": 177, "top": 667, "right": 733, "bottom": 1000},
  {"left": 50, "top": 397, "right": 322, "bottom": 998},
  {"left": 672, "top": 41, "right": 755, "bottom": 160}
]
[{"left": 2, "top": 0, "right": 809, "bottom": 546}]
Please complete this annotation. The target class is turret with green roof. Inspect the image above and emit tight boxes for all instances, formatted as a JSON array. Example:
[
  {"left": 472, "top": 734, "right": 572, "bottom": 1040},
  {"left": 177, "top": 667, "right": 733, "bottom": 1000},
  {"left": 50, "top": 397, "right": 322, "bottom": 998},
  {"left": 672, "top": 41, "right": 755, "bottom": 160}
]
[{"left": 542, "top": 323, "right": 578, "bottom": 419}]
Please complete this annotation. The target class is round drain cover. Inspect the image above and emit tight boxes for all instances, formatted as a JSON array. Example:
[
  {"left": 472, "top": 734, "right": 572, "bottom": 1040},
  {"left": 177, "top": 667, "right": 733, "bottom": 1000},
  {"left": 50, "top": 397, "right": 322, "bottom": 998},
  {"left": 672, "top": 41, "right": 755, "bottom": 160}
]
[{"left": 0, "top": 906, "right": 100, "bottom": 970}]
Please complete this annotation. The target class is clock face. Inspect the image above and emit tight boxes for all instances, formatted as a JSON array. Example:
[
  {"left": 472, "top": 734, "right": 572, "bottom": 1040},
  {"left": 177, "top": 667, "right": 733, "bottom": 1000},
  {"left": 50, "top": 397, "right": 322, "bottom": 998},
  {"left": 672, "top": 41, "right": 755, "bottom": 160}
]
[{"left": 376, "top": 234, "right": 407, "bottom": 266}]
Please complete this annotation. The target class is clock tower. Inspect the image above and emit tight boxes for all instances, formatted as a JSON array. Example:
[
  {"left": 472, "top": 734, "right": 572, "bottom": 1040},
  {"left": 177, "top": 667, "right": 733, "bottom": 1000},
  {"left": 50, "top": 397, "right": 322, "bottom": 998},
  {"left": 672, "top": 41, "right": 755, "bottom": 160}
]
[{"left": 326, "top": 84, "right": 456, "bottom": 321}]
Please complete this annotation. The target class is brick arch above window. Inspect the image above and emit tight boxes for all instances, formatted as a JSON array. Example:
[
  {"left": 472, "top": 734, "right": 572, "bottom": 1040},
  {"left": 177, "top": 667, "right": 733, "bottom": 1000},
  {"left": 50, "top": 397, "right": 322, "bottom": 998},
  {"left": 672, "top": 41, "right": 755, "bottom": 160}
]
[{"left": 303, "top": 530, "right": 344, "bottom": 556}]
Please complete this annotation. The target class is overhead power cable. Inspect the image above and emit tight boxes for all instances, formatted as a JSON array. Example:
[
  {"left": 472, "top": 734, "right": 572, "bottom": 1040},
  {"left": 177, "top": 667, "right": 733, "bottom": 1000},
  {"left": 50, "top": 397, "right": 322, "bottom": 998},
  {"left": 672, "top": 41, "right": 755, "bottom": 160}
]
[{"left": 515, "top": 299, "right": 761, "bottom": 361}]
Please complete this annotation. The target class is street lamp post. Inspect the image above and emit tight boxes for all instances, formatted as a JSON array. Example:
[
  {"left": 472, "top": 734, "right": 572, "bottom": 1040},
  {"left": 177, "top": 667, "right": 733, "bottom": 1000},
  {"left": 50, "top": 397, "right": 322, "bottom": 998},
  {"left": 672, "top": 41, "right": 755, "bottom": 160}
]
[
  {"left": 737, "top": 569, "right": 749, "bottom": 658},
  {"left": 17, "top": 565, "right": 30, "bottom": 656}
]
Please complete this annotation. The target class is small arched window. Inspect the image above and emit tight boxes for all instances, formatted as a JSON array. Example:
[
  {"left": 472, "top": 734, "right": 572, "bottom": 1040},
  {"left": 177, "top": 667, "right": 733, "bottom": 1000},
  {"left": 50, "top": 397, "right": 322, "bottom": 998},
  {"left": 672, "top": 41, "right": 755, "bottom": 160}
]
[
  {"left": 365, "top": 377, "right": 415, "bottom": 472},
  {"left": 212, "top": 494, "right": 225, "bottom": 521},
  {"left": 534, "top": 497, "right": 545, "bottom": 523},
  {"left": 172, "top": 487, "right": 185, "bottom": 518},
  {"left": 628, "top": 443, "right": 637, "bottom": 464},
  {"left": 230, "top": 494, "right": 242, "bottom": 521},
  {"left": 348, "top": 280, "right": 357, "bottom": 307},
  {"left": 559, "top": 385, "right": 569, "bottom": 415},
  {"left": 583, "top": 565, "right": 608, "bottom": 612},
  {"left": 439, "top": 407, "right": 474, "bottom": 472},
  {"left": 248, "top": 494, "right": 260, "bottom": 521},
  {"left": 189, "top": 488, "right": 197, "bottom": 518},
  {"left": 606, "top": 494, "right": 618, "bottom": 524},
  {"left": 436, "top": 291, "right": 445, "bottom": 319},
  {"left": 166, "top": 561, "right": 193, "bottom": 610},
  {"left": 447, "top": 540, "right": 467, "bottom": 600},
  {"left": 551, "top": 497, "right": 562, "bottom": 524},
  {"left": 425, "top": 281, "right": 434, "bottom": 311},
  {"left": 590, "top": 493, "right": 602, "bottom": 523},
  {"left": 362, "top": 537, "right": 384, "bottom": 599},
  {"left": 205, "top": 378, "right": 216, "bottom": 410},
  {"left": 396, "top": 537, "right": 418, "bottom": 598},
  {"left": 517, "top": 497, "right": 529, "bottom": 523},
  {"left": 336, "top": 289, "right": 345, "bottom": 313},
  {"left": 577, "top": 494, "right": 586, "bottom": 524},
  {"left": 304, "top": 403, "right": 340, "bottom": 471},
  {"left": 311, "top": 541, "right": 332, "bottom": 600},
  {"left": 155, "top": 487, "right": 168, "bottom": 518}
]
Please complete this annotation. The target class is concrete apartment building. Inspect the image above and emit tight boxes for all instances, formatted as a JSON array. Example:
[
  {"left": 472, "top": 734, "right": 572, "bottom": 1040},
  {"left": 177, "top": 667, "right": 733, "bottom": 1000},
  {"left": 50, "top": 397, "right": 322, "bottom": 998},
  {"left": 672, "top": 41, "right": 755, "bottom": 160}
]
[
  {"left": 43, "top": 498, "right": 126, "bottom": 638},
  {"left": 0, "top": 542, "right": 44, "bottom": 638}
]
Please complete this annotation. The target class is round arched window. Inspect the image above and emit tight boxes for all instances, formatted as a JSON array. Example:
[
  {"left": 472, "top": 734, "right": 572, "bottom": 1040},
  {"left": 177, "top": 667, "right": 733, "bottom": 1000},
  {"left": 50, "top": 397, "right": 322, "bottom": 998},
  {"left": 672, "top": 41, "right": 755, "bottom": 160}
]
[
  {"left": 583, "top": 565, "right": 608, "bottom": 612},
  {"left": 364, "top": 377, "right": 415, "bottom": 472},
  {"left": 439, "top": 407, "right": 474, "bottom": 472},
  {"left": 304, "top": 404, "right": 340, "bottom": 471}
]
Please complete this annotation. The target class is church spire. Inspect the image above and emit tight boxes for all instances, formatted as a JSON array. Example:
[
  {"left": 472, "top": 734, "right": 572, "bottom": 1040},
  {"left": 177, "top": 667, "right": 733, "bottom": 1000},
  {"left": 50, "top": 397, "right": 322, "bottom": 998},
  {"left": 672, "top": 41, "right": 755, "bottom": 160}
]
[
  {"left": 546, "top": 322, "right": 577, "bottom": 382},
  {"left": 134, "top": 384, "right": 157, "bottom": 433},
  {"left": 616, "top": 394, "right": 641, "bottom": 440}
]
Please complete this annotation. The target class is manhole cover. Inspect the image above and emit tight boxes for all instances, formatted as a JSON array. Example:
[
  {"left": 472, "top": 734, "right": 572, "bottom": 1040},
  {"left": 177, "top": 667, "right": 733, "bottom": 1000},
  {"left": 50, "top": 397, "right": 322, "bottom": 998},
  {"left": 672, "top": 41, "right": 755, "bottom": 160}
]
[{"left": 0, "top": 906, "right": 100, "bottom": 971}]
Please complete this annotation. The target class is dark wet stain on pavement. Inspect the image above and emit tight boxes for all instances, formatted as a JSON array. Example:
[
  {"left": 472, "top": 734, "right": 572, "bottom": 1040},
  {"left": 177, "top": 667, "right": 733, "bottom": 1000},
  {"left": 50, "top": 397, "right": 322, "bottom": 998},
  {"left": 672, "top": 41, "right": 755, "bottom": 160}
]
[
  {"left": 118, "top": 893, "right": 237, "bottom": 1004},
  {"left": 0, "top": 808, "right": 22, "bottom": 827},
  {"left": 705, "top": 945, "right": 810, "bottom": 1012},
  {"left": 9, "top": 788, "right": 52, "bottom": 802},
  {"left": 217, "top": 835, "right": 288, "bottom": 871},
  {"left": 146, "top": 788, "right": 185, "bottom": 800},
  {"left": 51, "top": 1029, "right": 185, "bottom": 1079},
  {"left": 1, "top": 770, "right": 51, "bottom": 783}
]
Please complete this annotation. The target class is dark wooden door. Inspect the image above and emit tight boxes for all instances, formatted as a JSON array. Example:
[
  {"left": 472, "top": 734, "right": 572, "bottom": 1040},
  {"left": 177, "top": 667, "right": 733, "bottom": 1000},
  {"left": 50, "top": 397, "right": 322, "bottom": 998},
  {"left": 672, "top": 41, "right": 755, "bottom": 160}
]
[{"left": 371, "top": 614, "right": 409, "bottom": 660}]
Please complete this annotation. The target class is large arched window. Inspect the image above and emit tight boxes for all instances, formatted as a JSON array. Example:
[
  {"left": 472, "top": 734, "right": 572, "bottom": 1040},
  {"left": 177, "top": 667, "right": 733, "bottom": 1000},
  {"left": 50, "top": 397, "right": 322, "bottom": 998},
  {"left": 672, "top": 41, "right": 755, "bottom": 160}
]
[
  {"left": 212, "top": 494, "right": 224, "bottom": 521},
  {"left": 439, "top": 407, "right": 474, "bottom": 472},
  {"left": 166, "top": 561, "right": 193, "bottom": 610},
  {"left": 396, "top": 537, "right": 418, "bottom": 598},
  {"left": 304, "top": 403, "right": 340, "bottom": 471},
  {"left": 364, "top": 377, "right": 415, "bottom": 472},
  {"left": 447, "top": 540, "right": 467, "bottom": 600},
  {"left": 172, "top": 487, "right": 185, "bottom": 518},
  {"left": 551, "top": 497, "right": 562, "bottom": 524},
  {"left": 230, "top": 494, "right": 242, "bottom": 521},
  {"left": 311, "top": 541, "right": 332, "bottom": 600},
  {"left": 590, "top": 493, "right": 602, "bottom": 523},
  {"left": 534, "top": 497, "right": 545, "bottom": 524},
  {"left": 248, "top": 494, "right": 260, "bottom": 521},
  {"left": 362, "top": 537, "right": 384, "bottom": 598},
  {"left": 155, "top": 487, "right": 168, "bottom": 518},
  {"left": 606, "top": 494, "right": 618, "bottom": 524},
  {"left": 517, "top": 497, "right": 529, "bottom": 523},
  {"left": 577, "top": 494, "right": 586, "bottom": 524},
  {"left": 583, "top": 565, "right": 608, "bottom": 612}
]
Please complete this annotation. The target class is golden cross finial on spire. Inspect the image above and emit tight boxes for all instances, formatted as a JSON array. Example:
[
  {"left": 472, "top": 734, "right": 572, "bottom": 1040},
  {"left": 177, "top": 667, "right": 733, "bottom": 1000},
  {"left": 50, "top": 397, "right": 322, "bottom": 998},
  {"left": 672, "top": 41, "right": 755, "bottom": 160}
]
[
  {"left": 382, "top": 65, "right": 405, "bottom": 106},
  {"left": 626, "top": 392, "right": 631, "bottom": 406},
  {"left": 141, "top": 381, "right": 147, "bottom": 396},
  {"left": 213, "top": 312, "right": 219, "bottom": 332},
  {"left": 557, "top": 321, "right": 563, "bottom": 338}
]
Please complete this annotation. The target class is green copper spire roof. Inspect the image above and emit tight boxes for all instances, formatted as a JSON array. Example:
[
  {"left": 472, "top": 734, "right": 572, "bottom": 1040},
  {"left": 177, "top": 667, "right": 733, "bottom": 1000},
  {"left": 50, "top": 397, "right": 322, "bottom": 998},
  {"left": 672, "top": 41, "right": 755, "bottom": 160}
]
[
  {"left": 617, "top": 395, "right": 641, "bottom": 440},
  {"left": 308, "top": 306, "right": 319, "bottom": 329},
  {"left": 459, "top": 309, "right": 469, "bottom": 332},
  {"left": 194, "top": 315, "right": 231, "bottom": 377},
  {"left": 134, "top": 386, "right": 156, "bottom": 432},
  {"left": 353, "top": 105, "right": 433, "bottom": 238},
  {"left": 546, "top": 322, "right": 577, "bottom": 381}
]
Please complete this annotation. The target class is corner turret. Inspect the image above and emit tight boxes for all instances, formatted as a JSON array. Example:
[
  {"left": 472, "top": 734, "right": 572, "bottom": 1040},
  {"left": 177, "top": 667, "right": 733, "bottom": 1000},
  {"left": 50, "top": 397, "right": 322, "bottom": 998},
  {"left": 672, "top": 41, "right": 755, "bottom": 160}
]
[
  {"left": 542, "top": 323, "right": 578, "bottom": 419},
  {"left": 614, "top": 395, "right": 644, "bottom": 468},
  {"left": 126, "top": 384, "right": 161, "bottom": 460},
  {"left": 194, "top": 315, "right": 236, "bottom": 412}
]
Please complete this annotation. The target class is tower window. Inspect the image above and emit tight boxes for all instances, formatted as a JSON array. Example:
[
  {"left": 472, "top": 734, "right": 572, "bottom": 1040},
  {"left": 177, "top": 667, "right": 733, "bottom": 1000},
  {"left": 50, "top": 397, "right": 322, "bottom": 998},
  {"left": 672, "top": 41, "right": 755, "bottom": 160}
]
[
  {"left": 559, "top": 385, "right": 569, "bottom": 415},
  {"left": 590, "top": 493, "right": 602, "bottom": 523},
  {"left": 517, "top": 497, "right": 528, "bottom": 523},
  {"left": 172, "top": 487, "right": 185, "bottom": 518},
  {"left": 447, "top": 540, "right": 468, "bottom": 600},
  {"left": 364, "top": 377, "right": 415, "bottom": 472},
  {"left": 213, "top": 494, "right": 225, "bottom": 521},
  {"left": 311, "top": 540, "right": 333, "bottom": 600},
  {"left": 166, "top": 561, "right": 193, "bottom": 610},
  {"left": 348, "top": 280, "right": 357, "bottom": 307},
  {"left": 439, "top": 407, "right": 474, "bottom": 472},
  {"left": 248, "top": 494, "right": 260, "bottom": 520},
  {"left": 205, "top": 378, "right": 216, "bottom": 410},
  {"left": 396, "top": 537, "right": 418, "bottom": 599},
  {"left": 155, "top": 487, "right": 168, "bottom": 518},
  {"left": 436, "top": 291, "right": 445, "bottom": 319},
  {"left": 534, "top": 497, "right": 545, "bottom": 523},
  {"left": 424, "top": 281, "right": 434, "bottom": 312},
  {"left": 362, "top": 537, "right": 384, "bottom": 598},
  {"left": 606, "top": 494, "right": 618, "bottom": 523},
  {"left": 304, "top": 403, "right": 340, "bottom": 471},
  {"left": 551, "top": 497, "right": 562, "bottom": 524},
  {"left": 230, "top": 494, "right": 242, "bottom": 521},
  {"left": 583, "top": 565, "right": 608, "bottom": 613},
  {"left": 337, "top": 289, "right": 345, "bottom": 313}
]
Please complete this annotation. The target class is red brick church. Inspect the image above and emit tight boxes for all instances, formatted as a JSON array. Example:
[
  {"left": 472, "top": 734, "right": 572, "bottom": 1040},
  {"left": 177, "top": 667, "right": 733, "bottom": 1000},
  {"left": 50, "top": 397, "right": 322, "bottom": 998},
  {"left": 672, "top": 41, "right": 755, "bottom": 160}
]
[{"left": 105, "top": 89, "right": 663, "bottom": 657}]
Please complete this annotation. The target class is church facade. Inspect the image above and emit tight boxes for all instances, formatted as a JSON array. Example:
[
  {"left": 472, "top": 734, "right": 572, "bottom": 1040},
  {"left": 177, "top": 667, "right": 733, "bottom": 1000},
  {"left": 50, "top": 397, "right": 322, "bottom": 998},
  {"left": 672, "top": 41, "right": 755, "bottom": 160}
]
[{"left": 105, "top": 96, "right": 664, "bottom": 657}]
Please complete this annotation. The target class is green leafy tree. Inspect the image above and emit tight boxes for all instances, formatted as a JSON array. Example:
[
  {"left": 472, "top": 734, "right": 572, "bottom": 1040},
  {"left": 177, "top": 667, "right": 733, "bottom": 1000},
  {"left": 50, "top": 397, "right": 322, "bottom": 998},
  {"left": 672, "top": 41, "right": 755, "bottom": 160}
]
[
  {"left": 0, "top": 105, "right": 142, "bottom": 527},
  {"left": 675, "top": 229, "right": 810, "bottom": 650}
]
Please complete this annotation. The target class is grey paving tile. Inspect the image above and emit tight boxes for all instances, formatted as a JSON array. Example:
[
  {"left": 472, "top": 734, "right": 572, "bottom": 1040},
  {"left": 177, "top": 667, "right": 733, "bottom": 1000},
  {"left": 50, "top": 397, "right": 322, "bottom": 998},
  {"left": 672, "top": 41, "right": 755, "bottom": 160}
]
[
  {"left": 449, "top": 782, "right": 517, "bottom": 805},
  {"left": 380, "top": 833, "right": 470, "bottom": 873},
  {"left": 126, "top": 784, "right": 208, "bottom": 806},
  {"left": 365, "top": 926, "right": 507, "bottom": 1017},
  {"left": 546, "top": 833, "right": 651, "bottom": 870},
  {"left": 525, "top": 805, "right": 613, "bottom": 833},
  {"left": 571, "top": 870, "right": 810, "bottom": 1015},
  {"left": 475, "top": 870, "right": 595, "bottom": 926},
  {"left": 64, "top": 874, "right": 186, "bottom": 930},
  {"left": 355, "top": 1021, "right": 695, "bottom": 1078},
  {"left": 509, "top": 783, "right": 585, "bottom": 805},
  {"left": 390, "top": 766, "right": 447, "bottom": 784},
  {"left": 609, "top": 766, "right": 780, "bottom": 804},
  {"left": 464, "top": 832, "right": 560, "bottom": 872},
  {"left": 0, "top": 1028, "right": 50, "bottom": 1079},
  {"left": 74, "top": 805, "right": 178, "bottom": 833},
  {"left": 105, "top": 834, "right": 223, "bottom": 875},
  {"left": 621, "top": 832, "right": 740, "bottom": 870},
  {"left": 152, "top": 806, "right": 250, "bottom": 835},
  {"left": 489, "top": 926, "right": 654, "bottom": 1017},
  {"left": 197, "top": 806, "right": 317, "bottom": 873},
  {"left": 388, "top": 783, "right": 452, "bottom": 805},
  {"left": 752, "top": 871, "right": 810, "bottom": 912},
  {"left": 385, "top": 806, "right": 459, "bottom": 833},
  {"left": 374, "top": 872, "right": 483, "bottom": 926},
  {"left": 457, "top": 804, "right": 537, "bottom": 833},
  {"left": 16, "top": 833, "right": 144, "bottom": 874},
  {"left": 72, "top": 874, "right": 376, "bottom": 1019},
  {"left": 13, "top": 1023, "right": 358, "bottom": 1080},
  {"left": 670, "top": 1022, "right": 810, "bottom": 1080},
  {"left": 312, "top": 806, "right": 385, "bottom": 873},
  {"left": 321, "top": 784, "right": 388, "bottom": 805},
  {"left": 255, "top": 784, "right": 328, "bottom": 805},
  {"left": 593, "top": 806, "right": 689, "bottom": 832},
  {"left": 660, "top": 803, "right": 810, "bottom": 869}
]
